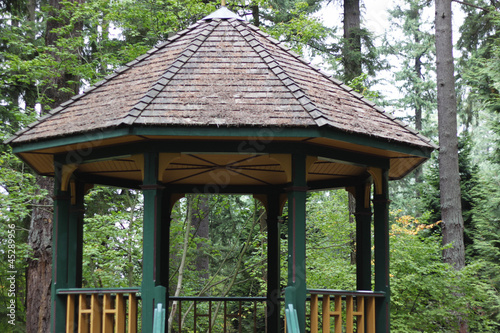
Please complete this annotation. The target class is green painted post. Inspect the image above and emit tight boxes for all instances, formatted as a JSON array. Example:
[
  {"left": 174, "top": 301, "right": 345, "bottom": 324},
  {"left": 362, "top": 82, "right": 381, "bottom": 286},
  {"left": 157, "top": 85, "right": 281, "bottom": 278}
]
[
  {"left": 141, "top": 152, "right": 168, "bottom": 332},
  {"left": 266, "top": 192, "right": 281, "bottom": 332},
  {"left": 373, "top": 169, "right": 390, "bottom": 333},
  {"left": 355, "top": 182, "right": 372, "bottom": 291},
  {"left": 51, "top": 162, "right": 70, "bottom": 332},
  {"left": 68, "top": 181, "right": 84, "bottom": 288},
  {"left": 287, "top": 153, "right": 307, "bottom": 333}
]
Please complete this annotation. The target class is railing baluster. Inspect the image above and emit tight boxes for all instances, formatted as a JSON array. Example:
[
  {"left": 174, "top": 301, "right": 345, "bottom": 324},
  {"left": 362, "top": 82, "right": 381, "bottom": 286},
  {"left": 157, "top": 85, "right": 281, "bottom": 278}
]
[
  {"left": 116, "top": 294, "right": 126, "bottom": 332},
  {"left": 238, "top": 300, "right": 242, "bottom": 333},
  {"left": 194, "top": 300, "right": 198, "bottom": 333},
  {"left": 208, "top": 300, "right": 212, "bottom": 333},
  {"left": 103, "top": 293, "right": 113, "bottom": 333},
  {"left": 178, "top": 297, "right": 182, "bottom": 332},
  {"left": 253, "top": 300, "right": 257, "bottom": 333},
  {"left": 346, "top": 295, "right": 354, "bottom": 333},
  {"left": 310, "top": 294, "right": 318, "bottom": 333},
  {"left": 91, "top": 294, "right": 102, "bottom": 332},
  {"left": 366, "top": 296, "right": 375, "bottom": 333},
  {"left": 224, "top": 300, "right": 227, "bottom": 333},
  {"left": 128, "top": 293, "right": 137, "bottom": 333},
  {"left": 66, "top": 294, "right": 76, "bottom": 333},
  {"left": 322, "top": 294, "right": 330, "bottom": 333},
  {"left": 78, "top": 294, "right": 87, "bottom": 333},
  {"left": 356, "top": 296, "right": 365, "bottom": 333},
  {"left": 333, "top": 295, "right": 342, "bottom": 333}
]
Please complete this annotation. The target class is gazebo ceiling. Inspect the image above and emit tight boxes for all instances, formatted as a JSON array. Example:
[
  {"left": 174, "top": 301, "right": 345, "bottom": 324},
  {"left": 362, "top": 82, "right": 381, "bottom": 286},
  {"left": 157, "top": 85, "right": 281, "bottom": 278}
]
[{"left": 6, "top": 7, "right": 437, "bottom": 190}]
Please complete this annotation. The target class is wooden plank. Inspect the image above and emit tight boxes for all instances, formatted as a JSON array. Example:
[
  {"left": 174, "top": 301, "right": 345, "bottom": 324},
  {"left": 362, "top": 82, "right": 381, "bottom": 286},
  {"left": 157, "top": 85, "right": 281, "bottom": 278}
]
[
  {"left": 128, "top": 293, "right": 138, "bottom": 333},
  {"left": 78, "top": 294, "right": 89, "bottom": 333},
  {"left": 321, "top": 294, "right": 330, "bottom": 333},
  {"left": 116, "top": 294, "right": 126, "bottom": 332},
  {"left": 102, "top": 293, "right": 113, "bottom": 333},
  {"left": 66, "top": 294, "right": 75, "bottom": 333},
  {"left": 366, "top": 297, "right": 376, "bottom": 333},
  {"left": 90, "top": 294, "right": 102, "bottom": 333},
  {"left": 333, "top": 295, "right": 342, "bottom": 333},
  {"left": 310, "top": 294, "right": 318, "bottom": 333},
  {"left": 346, "top": 295, "right": 353, "bottom": 333},
  {"left": 357, "top": 296, "right": 365, "bottom": 333}
]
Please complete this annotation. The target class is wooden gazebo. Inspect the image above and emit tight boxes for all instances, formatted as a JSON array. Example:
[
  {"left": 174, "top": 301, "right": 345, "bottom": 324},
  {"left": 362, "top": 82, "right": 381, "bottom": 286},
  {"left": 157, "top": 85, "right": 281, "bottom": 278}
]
[{"left": 7, "top": 6, "right": 436, "bottom": 333}]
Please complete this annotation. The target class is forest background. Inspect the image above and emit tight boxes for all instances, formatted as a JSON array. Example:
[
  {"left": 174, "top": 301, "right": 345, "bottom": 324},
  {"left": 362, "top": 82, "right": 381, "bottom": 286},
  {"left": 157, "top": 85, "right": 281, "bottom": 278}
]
[{"left": 0, "top": 0, "right": 499, "bottom": 332}]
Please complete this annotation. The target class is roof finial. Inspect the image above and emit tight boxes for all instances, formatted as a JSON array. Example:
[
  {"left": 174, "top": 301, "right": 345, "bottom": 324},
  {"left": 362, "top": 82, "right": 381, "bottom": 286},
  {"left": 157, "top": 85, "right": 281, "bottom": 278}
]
[{"left": 221, "top": 0, "right": 226, "bottom": 7}]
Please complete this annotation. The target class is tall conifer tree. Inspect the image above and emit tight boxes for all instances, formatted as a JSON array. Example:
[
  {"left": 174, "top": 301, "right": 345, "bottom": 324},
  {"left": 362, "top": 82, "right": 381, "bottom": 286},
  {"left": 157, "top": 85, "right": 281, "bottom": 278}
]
[
  {"left": 435, "top": 0, "right": 465, "bottom": 271},
  {"left": 435, "top": 2, "right": 468, "bottom": 330}
]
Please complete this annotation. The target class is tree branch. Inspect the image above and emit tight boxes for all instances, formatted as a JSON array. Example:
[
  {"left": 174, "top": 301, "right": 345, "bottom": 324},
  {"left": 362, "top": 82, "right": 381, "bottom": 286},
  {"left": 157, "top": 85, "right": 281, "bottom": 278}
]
[{"left": 452, "top": 0, "right": 490, "bottom": 11}]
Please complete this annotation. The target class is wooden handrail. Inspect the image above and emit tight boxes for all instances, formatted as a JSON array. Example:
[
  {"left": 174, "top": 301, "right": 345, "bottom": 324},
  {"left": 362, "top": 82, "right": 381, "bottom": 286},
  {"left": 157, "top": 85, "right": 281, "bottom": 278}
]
[
  {"left": 307, "top": 289, "right": 385, "bottom": 298},
  {"left": 58, "top": 287, "right": 140, "bottom": 294}
]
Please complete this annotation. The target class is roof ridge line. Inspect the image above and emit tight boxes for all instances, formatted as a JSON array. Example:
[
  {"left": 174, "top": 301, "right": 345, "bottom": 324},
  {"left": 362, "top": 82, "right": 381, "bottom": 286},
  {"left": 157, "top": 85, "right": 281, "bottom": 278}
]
[
  {"left": 228, "top": 20, "right": 331, "bottom": 127},
  {"left": 119, "top": 20, "right": 220, "bottom": 126},
  {"left": 4, "top": 23, "right": 204, "bottom": 145}
]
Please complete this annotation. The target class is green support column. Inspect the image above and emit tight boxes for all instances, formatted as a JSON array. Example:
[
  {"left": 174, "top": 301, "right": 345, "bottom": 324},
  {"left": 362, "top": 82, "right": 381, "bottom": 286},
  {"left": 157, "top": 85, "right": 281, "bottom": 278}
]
[
  {"left": 68, "top": 181, "right": 85, "bottom": 288},
  {"left": 286, "top": 153, "right": 307, "bottom": 333},
  {"left": 355, "top": 182, "right": 372, "bottom": 291},
  {"left": 266, "top": 192, "right": 281, "bottom": 332},
  {"left": 141, "top": 152, "right": 169, "bottom": 332},
  {"left": 373, "top": 169, "right": 390, "bottom": 333},
  {"left": 51, "top": 163, "right": 71, "bottom": 332}
]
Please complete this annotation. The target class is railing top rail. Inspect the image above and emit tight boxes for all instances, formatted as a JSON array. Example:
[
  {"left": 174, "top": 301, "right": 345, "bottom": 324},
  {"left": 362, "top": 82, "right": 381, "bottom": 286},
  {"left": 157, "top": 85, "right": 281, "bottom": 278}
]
[
  {"left": 307, "top": 289, "right": 386, "bottom": 298},
  {"left": 169, "top": 296, "right": 267, "bottom": 302},
  {"left": 57, "top": 287, "right": 140, "bottom": 295}
]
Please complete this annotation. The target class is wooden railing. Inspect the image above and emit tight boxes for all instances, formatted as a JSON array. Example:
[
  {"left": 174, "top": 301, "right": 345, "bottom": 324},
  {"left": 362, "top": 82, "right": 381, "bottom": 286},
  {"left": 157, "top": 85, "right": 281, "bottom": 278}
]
[
  {"left": 307, "top": 290, "right": 385, "bottom": 333},
  {"left": 168, "top": 296, "right": 267, "bottom": 333},
  {"left": 57, "top": 288, "right": 140, "bottom": 333},
  {"left": 58, "top": 289, "right": 383, "bottom": 332}
]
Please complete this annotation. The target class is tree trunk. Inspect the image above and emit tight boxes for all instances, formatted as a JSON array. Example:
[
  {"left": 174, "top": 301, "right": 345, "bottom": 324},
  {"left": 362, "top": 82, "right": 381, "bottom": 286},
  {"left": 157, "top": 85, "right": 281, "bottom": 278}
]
[
  {"left": 26, "top": 176, "right": 53, "bottom": 333},
  {"left": 26, "top": 1, "right": 84, "bottom": 330},
  {"left": 435, "top": 0, "right": 465, "bottom": 270},
  {"left": 435, "top": 0, "right": 467, "bottom": 330},
  {"left": 192, "top": 195, "right": 210, "bottom": 280},
  {"left": 343, "top": 0, "right": 362, "bottom": 83}
]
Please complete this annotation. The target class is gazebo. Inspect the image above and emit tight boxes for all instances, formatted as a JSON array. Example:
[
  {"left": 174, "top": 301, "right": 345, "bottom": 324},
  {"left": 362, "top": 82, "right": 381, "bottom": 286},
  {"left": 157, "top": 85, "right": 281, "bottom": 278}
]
[{"left": 7, "top": 6, "right": 436, "bottom": 333}]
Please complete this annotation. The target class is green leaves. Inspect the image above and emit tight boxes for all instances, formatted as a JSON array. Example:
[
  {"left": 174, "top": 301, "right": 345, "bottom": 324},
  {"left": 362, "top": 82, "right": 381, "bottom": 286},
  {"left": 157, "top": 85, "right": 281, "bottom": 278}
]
[
  {"left": 390, "top": 213, "right": 498, "bottom": 331},
  {"left": 82, "top": 187, "right": 143, "bottom": 288}
]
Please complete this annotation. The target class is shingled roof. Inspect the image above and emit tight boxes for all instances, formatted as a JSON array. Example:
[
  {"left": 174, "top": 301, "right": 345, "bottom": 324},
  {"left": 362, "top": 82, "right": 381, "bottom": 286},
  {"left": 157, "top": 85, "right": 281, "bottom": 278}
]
[{"left": 6, "top": 8, "right": 435, "bottom": 152}]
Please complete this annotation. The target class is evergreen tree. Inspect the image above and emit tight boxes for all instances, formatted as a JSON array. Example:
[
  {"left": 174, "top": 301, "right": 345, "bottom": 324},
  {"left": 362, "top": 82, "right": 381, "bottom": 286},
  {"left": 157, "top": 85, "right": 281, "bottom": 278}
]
[{"left": 384, "top": 0, "right": 437, "bottom": 217}]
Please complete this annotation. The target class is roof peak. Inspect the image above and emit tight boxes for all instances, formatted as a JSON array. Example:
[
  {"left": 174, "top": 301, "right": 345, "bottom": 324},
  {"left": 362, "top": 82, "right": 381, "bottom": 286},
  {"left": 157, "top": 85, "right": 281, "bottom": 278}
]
[{"left": 202, "top": 6, "right": 244, "bottom": 21}]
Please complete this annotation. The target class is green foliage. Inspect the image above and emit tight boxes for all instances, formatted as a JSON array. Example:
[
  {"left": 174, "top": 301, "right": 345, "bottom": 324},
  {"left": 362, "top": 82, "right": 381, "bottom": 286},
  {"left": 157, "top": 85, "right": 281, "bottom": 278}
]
[
  {"left": 390, "top": 213, "right": 498, "bottom": 332},
  {"left": 458, "top": 2, "right": 500, "bottom": 114},
  {"left": 420, "top": 135, "right": 481, "bottom": 252},
  {"left": 264, "top": 1, "right": 332, "bottom": 58},
  {"left": 82, "top": 186, "right": 143, "bottom": 288},
  {"left": 304, "top": 190, "right": 356, "bottom": 290},
  {"left": 468, "top": 160, "right": 500, "bottom": 322},
  {"left": 384, "top": 0, "right": 436, "bottom": 135}
]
